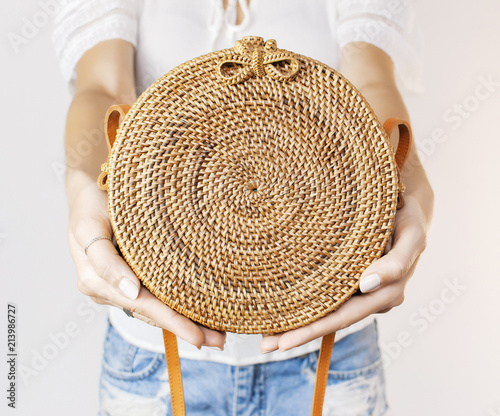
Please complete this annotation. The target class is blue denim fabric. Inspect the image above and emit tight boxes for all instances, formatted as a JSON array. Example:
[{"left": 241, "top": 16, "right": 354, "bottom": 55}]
[{"left": 99, "top": 320, "right": 388, "bottom": 415}]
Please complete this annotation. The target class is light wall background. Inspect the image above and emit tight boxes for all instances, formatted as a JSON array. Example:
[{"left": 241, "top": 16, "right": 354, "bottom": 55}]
[{"left": 1, "top": 1, "right": 499, "bottom": 415}]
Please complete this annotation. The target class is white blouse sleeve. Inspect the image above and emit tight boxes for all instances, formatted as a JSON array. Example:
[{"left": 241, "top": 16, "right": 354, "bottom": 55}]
[
  {"left": 52, "top": 0, "right": 139, "bottom": 88},
  {"left": 336, "top": 0, "right": 423, "bottom": 92}
]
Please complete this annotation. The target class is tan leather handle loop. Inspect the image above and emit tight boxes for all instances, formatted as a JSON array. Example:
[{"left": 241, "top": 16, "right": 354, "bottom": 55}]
[
  {"left": 105, "top": 104, "right": 131, "bottom": 149},
  {"left": 382, "top": 118, "right": 413, "bottom": 209},
  {"left": 383, "top": 118, "right": 412, "bottom": 172},
  {"left": 97, "top": 104, "right": 131, "bottom": 190}
]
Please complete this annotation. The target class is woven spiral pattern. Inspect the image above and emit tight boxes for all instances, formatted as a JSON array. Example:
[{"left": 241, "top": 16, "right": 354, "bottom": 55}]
[{"left": 107, "top": 40, "right": 399, "bottom": 334}]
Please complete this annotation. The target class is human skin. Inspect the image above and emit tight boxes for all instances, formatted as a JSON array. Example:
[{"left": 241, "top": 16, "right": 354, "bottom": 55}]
[
  {"left": 64, "top": 39, "right": 433, "bottom": 352},
  {"left": 66, "top": 39, "right": 226, "bottom": 349},
  {"left": 261, "top": 42, "right": 434, "bottom": 352}
]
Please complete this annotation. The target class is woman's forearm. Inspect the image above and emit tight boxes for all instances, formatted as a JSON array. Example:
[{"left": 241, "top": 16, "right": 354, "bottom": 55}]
[
  {"left": 64, "top": 40, "right": 136, "bottom": 206},
  {"left": 64, "top": 91, "right": 123, "bottom": 203},
  {"left": 356, "top": 82, "right": 433, "bottom": 226},
  {"left": 340, "top": 42, "right": 434, "bottom": 225}
]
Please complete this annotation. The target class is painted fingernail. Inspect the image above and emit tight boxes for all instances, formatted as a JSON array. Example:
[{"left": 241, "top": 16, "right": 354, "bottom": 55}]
[
  {"left": 359, "top": 273, "right": 381, "bottom": 293},
  {"left": 119, "top": 278, "right": 139, "bottom": 300}
]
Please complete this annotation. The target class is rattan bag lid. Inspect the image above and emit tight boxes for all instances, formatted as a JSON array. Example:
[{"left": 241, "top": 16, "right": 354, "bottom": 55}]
[{"left": 98, "top": 37, "right": 403, "bottom": 334}]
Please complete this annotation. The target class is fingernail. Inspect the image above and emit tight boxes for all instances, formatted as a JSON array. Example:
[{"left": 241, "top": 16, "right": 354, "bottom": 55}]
[
  {"left": 206, "top": 346, "right": 224, "bottom": 351},
  {"left": 119, "top": 278, "right": 139, "bottom": 300},
  {"left": 359, "top": 273, "right": 381, "bottom": 293}
]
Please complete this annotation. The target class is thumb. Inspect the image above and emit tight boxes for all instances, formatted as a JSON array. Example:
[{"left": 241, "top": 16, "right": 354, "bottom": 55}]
[{"left": 77, "top": 232, "right": 140, "bottom": 301}]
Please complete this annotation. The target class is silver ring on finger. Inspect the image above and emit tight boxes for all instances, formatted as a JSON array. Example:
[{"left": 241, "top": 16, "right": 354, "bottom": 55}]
[{"left": 84, "top": 236, "right": 113, "bottom": 255}]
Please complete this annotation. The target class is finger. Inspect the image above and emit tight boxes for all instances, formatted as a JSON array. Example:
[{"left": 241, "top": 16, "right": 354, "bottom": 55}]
[
  {"left": 89, "top": 267, "right": 226, "bottom": 348},
  {"left": 199, "top": 327, "right": 227, "bottom": 350},
  {"left": 89, "top": 296, "right": 107, "bottom": 305},
  {"left": 69, "top": 232, "right": 119, "bottom": 300},
  {"left": 260, "top": 333, "right": 282, "bottom": 353},
  {"left": 83, "top": 236, "right": 140, "bottom": 300},
  {"left": 72, "top": 231, "right": 225, "bottom": 349},
  {"left": 359, "top": 223, "right": 425, "bottom": 293},
  {"left": 68, "top": 189, "right": 226, "bottom": 349},
  {"left": 69, "top": 211, "right": 141, "bottom": 301},
  {"left": 273, "top": 286, "right": 402, "bottom": 351},
  {"left": 262, "top": 205, "right": 427, "bottom": 351},
  {"left": 383, "top": 234, "right": 393, "bottom": 254},
  {"left": 131, "top": 309, "right": 226, "bottom": 350},
  {"left": 69, "top": 199, "right": 141, "bottom": 300},
  {"left": 132, "top": 290, "right": 226, "bottom": 348},
  {"left": 108, "top": 289, "right": 226, "bottom": 349},
  {"left": 262, "top": 200, "right": 428, "bottom": 351}
]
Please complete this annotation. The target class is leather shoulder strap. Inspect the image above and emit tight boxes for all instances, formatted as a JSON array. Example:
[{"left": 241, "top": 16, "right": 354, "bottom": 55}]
[
  {"left": 162, "top": 329, "right": 186, "bottom": 416},
  {"left": 311, "top": 333, "right": 336, "bottom": 416},
  {"left": 162, "top": 329, "right": 336, "bottom": 416},
  {"left": 158, "top": 122, "right": 409, "bottom": 416}
]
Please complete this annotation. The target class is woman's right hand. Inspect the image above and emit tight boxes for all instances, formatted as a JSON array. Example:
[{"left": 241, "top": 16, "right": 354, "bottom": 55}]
[
  {"left": 67, "top": 171, "right": 226, "bottom": 350},
  {"left": 64, "top": 39, "right": 225, "bottom": 350}
]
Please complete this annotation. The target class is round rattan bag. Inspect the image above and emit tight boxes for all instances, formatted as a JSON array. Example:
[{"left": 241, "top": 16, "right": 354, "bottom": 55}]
[{"left": 98, "top": 36, "right": 410, "bottom": 335}]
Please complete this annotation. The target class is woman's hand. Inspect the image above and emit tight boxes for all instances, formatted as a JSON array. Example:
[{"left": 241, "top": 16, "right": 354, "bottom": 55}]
[
  {"left": 260, "top": 195, "right": 429, "bottom": 353},
  {"left": 258, "top": 43, "right": 432, "bottom": 353},
  {"left": 67, "top": 173, "right": 226, "bottom": 349},
  {"left": 65, "top": 39, "right": 225, "bottom": 350}
]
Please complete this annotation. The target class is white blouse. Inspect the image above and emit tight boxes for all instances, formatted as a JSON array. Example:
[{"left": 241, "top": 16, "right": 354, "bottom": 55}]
[{"left": 53, "top": 0, "right": 421, "bottom": 365}]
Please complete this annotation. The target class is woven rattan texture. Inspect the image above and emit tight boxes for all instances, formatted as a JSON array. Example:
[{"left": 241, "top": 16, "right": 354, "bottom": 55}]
[{"left": 107, "top": 40, "right": 398, "bottom": 334}]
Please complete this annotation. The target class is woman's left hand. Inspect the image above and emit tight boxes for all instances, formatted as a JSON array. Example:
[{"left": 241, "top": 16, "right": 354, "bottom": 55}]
[{"left": 260, "top": 194, "right": 428, "bottom": 353}]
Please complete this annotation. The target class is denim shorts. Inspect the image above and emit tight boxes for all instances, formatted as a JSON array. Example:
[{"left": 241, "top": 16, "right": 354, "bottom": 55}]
[{"left": 99, "top": 320, "right": 388, "bottom": 416}]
